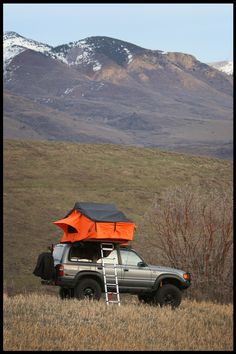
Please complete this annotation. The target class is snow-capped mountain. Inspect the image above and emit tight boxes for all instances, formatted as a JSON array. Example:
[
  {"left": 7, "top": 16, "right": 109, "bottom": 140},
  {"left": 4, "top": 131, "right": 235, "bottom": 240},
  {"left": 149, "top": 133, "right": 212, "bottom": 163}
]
[
  {"left": 3, "top": 31, "right": 233, "bottom": 160},
  {"left": 4, "top": 31, "right": 233, "bottom": 78},
  {"left": 3, "top": 31, "right": 53, "bottom": 70},
  {"left": 3, "top": 31, "right": 148, "bottom": 73},
  {"left": 208, "top": 61, "right": 233, "bottom": 75}
]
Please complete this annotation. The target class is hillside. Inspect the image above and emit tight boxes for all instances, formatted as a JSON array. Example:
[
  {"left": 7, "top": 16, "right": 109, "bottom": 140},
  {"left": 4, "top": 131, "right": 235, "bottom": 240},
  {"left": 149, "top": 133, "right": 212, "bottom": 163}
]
[
  {"left": 3, "top": 32, "right": 233, "bottom": 159},
  {"left": 3, "top": 139, "right": 232, "bottom": 294}
]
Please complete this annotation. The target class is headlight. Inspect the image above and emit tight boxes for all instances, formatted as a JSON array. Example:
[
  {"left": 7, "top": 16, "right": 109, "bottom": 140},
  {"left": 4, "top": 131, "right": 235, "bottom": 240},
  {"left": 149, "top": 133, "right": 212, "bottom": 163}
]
[{"left": 183, "top": 272, "right": 192, "bottom": 281}]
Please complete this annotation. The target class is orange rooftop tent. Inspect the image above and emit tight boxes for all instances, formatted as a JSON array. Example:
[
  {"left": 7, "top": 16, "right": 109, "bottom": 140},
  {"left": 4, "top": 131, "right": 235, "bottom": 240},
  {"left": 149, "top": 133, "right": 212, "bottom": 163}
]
[{"left": 53, "top": 202, "right": 135, "bottom": 243}]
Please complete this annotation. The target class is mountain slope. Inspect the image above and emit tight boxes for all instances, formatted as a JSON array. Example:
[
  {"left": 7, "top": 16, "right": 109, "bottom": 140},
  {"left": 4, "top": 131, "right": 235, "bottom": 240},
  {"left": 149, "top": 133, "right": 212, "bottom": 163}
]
[{"left": 3, "top": 32, "right": 233, "bottom": 159}]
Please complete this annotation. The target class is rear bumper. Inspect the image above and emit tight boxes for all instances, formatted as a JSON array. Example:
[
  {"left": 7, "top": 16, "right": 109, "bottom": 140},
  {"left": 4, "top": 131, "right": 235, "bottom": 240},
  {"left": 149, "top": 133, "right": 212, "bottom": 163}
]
[{"left": 54, "top": 278, "right": 75, "bottom": 287}]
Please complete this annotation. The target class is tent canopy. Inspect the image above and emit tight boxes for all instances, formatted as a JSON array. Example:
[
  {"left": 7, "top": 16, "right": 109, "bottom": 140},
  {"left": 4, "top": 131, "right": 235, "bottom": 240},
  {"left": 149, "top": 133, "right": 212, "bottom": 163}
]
[
  {"left": 65, "top": 202, "right": 131, "bottom": 222},
  {"left": 53, "top": 202, "right": 135, "bottom": 243}
]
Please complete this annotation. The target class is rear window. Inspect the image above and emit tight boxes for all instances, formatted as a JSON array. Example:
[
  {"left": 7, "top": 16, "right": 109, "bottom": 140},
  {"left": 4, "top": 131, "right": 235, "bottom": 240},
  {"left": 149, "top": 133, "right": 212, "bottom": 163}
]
[
  {"left": 69, "top": 243, "right": 99, "bottom": 262},
  {"left": 68, "top": 242, "right": 116, "bottom": 263},
  {"left": 53, "top": 244, "right": 66, "bottom": 264}
]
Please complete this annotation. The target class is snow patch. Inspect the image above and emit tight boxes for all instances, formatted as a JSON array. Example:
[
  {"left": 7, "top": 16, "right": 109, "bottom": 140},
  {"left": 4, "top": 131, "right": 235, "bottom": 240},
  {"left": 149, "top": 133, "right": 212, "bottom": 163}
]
[
  {"left": 75, "top": 51, "right": 92, "bottom": 65},
  {"left": 4, "top": 33, "right": 52, "bottom": 56},
  {"left": 93, "top": 61, "right": 102, "bottom": 71},
  {"left": 208, "top": 61, "right": 233, "bottom": 75},
  {"left": 4, "top": 32, "right": 53, "bottom": 71},
  {"left": 72, "top": 41, "right": 102, "bottom": 70},
  {"left": 49, "top": 51, "right": 69, "bottom": 65},
  {"left": 64, "top": 88, "right": 74, "bottom": 95},
  {"left": 123, "top": 47, "right": 133, "bottom": 64},
  {"left": 3, "top": 45, "right": 25, "bottom": 70}
]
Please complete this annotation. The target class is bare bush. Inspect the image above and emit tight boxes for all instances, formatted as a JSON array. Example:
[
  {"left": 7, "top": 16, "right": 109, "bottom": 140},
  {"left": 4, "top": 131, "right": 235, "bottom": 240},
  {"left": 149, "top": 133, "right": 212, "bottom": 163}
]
[{"left": 144, "top": 186, "right": 233, "bottom": 303}]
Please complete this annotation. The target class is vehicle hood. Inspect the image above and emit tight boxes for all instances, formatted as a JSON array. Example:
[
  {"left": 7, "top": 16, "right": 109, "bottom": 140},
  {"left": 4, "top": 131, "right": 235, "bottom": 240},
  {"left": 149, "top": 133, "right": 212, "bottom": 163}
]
[{"left": 148, "top": 264, "right": 186, "bottom": 277}]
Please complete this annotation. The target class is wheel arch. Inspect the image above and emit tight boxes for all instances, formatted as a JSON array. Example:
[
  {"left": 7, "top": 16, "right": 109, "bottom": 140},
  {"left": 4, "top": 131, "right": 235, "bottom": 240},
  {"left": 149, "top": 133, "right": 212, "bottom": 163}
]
[
  {"left": 154, "top": 274, "right": 186, "bottom": 291},
  {"left": 74, "top": 271, "right": 104, "bottom": 290}
]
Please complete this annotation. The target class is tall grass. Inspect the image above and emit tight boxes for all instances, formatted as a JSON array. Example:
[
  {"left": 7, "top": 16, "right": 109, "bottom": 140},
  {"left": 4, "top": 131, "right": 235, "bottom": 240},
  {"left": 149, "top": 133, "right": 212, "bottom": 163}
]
[{"left": 3, "top": 293, "right": 233, "bottom": 351}]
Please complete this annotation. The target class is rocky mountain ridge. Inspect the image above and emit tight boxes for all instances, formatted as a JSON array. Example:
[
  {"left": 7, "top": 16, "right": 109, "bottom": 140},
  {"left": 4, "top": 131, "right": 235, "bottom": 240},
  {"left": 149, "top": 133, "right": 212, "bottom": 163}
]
[{"left": 3, "top": 32, "right": 233, "bottom": 159}]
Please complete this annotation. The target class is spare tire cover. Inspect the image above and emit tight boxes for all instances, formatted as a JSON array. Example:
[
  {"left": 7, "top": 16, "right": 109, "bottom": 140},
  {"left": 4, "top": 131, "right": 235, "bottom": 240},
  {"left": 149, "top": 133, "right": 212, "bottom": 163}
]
[{"left": 33, "top": 252, "right": 56, "bottom": 280}]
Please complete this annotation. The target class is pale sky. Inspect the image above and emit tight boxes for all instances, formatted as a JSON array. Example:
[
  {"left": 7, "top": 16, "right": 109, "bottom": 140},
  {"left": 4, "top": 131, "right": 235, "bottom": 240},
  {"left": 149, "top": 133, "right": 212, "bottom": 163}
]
[{"left": 3, "top": 3, "right": 234, "bottom": 63}]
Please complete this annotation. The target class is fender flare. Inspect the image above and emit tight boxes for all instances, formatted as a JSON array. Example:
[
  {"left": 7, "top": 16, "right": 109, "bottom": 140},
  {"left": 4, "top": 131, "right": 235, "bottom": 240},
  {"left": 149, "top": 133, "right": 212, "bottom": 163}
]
[
  {"left": 153, "top": 273, "right": 186, "bottom": 291},
  {"left": 73, "top": 270, "right": 104, "bottom": 289}
]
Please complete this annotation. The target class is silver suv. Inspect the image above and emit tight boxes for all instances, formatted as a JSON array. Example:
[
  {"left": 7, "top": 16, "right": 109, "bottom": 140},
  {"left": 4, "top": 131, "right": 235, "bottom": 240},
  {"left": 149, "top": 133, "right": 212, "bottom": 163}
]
[{"left": 36, "top": 240, "right": 191, "bottom": 308}]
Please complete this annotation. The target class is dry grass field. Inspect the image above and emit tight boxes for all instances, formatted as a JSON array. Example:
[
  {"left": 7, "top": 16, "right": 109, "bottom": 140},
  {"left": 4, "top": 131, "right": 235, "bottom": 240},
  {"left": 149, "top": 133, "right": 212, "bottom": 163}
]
[{"left": 3, "top": 293, "right": 233, "bottom": 351}]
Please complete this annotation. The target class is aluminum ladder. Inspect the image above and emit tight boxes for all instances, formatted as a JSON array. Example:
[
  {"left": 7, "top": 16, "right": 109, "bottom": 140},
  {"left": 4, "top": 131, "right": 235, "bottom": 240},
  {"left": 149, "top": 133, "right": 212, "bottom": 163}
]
[{"left": 100, "top": 242, "right": 121, "bottom": 306}]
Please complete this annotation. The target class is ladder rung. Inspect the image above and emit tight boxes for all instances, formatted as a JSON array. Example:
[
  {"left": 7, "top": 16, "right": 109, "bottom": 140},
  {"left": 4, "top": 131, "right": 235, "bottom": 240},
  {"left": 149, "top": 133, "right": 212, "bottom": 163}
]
[{"left": 107, "top": 300, "right": 120, "bottom": 303}]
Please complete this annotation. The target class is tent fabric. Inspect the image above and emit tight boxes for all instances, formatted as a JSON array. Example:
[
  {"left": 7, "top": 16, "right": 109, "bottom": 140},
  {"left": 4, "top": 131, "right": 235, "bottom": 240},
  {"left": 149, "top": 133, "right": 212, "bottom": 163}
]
[
  {"left": 53, "top": 202, "right": 135, "bottom": 243},
  {"left": 65, "top": 202, "right": 131, "bottom": 222}
]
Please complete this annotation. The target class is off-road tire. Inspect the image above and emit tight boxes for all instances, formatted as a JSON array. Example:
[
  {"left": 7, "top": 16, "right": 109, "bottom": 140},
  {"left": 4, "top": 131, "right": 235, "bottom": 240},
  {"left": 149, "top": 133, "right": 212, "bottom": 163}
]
[
  {"left": 155, "top": 284, "right": 182, "bottom": 309},
  {"left": 75, "top": 278, "right": 101, "bottom": 300}
]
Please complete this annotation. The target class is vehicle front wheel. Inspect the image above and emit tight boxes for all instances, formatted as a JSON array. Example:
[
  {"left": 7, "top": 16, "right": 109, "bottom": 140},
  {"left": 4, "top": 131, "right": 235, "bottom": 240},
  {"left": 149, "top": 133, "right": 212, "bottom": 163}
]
[
  {"left": 75, "top": 278, "right": 102, "bottom": 300},
  {"left": 154, "top": 284, "right": 182, "bottom": 309}
]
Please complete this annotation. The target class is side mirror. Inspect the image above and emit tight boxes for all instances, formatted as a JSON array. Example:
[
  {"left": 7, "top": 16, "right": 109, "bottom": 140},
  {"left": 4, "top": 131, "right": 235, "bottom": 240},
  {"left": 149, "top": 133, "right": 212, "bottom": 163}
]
[{"left": 137, "top": 261, "right": 146, "bottom": 267}]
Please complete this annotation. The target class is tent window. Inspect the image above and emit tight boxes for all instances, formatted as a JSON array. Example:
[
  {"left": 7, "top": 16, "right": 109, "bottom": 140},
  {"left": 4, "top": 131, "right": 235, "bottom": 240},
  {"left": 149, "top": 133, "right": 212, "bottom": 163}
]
[{"left": 68, "top": 225, "right": 77, "bottom": 233}]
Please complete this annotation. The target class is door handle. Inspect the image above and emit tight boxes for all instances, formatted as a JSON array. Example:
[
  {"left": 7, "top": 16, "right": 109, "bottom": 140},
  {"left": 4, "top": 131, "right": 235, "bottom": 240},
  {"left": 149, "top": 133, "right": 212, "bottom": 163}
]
[
  {"left": 124, "top": 269, "right": 129, "bottom": 272},
  {"left": 97, "top": 266, "right": 102, "bottom": 270}
]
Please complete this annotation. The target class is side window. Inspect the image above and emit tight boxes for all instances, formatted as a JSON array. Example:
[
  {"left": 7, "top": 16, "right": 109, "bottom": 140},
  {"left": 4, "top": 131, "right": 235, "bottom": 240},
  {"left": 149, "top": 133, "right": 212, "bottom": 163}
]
[
  {"left": 69, "top": 245, "right": 99, "bottom": 262},
  {"left": 96, "top": 250, "right": 118, "bottom": 264},
  {"left": 53, "top": 244, "right": 66, "bottom": 263},
  {"left": 120, "top": 250, "right": 143, "bottom": 266}
]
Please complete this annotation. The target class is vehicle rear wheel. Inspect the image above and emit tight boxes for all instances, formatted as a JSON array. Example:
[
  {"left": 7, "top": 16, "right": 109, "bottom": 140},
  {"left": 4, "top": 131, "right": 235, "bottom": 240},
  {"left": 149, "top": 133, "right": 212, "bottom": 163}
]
[
  {"left": 75, "top": 278, "right": 101, "bottom": 300},
  {"left": 154, "top": 284, "right": 182, "bottom": 309}
]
